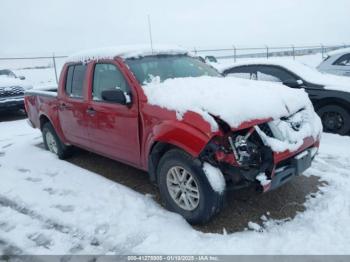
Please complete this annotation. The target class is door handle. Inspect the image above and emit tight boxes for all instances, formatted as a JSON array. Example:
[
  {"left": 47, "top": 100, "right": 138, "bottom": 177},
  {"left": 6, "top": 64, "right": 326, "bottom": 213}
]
[
  {"left": 86, "top": 107, "right": 96, "bottom": 116},
  {"left": 59, "top": 103, "right": 70, "bottom": 110}
]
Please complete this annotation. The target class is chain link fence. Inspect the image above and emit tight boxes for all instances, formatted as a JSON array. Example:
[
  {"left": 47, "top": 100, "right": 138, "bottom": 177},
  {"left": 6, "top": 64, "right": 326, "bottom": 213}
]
[
  {"left": 0, "top": 44, "right": 349, "bottom": 85},
  {"left": 192, "top": 44, "right": 350, "bottom": 62}
]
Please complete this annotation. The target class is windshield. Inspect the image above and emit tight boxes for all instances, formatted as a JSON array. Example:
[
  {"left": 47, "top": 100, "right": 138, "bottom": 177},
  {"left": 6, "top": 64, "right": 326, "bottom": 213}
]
[{"left": 125, "top": 55, "right": 221, "bottom": 84}]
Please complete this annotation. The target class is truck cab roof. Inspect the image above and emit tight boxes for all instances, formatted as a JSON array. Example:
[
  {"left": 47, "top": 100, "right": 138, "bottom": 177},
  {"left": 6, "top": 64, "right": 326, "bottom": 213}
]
[{"left": 66, "top": 45, "right": 189, "bottom": 64}]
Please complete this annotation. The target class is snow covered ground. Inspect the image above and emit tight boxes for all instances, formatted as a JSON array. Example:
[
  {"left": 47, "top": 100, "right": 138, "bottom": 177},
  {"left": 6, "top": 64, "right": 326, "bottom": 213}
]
[
  {"left": 0, "top": 52, "right": 349, "bottom": 255},
  {"left": 0, "top": 119, "right": 350, "bottom": 255}
]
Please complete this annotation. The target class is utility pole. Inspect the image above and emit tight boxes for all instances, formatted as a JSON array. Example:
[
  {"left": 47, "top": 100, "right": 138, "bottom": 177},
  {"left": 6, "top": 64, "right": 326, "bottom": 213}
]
[{"left": 147, "top": 15, "right": 154, "bottom": 53}]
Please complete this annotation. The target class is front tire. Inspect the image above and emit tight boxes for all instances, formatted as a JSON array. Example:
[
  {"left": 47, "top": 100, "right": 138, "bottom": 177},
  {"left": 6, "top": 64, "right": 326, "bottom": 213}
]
[
  {"left": 42, "top": 122, "right": 72, "bottom": 159},
  {"left": 317, "top": 105, "right": 350, "bottom": 135},
  {"left": 157, "top": 149, "right": 224, "bottom": 224}
]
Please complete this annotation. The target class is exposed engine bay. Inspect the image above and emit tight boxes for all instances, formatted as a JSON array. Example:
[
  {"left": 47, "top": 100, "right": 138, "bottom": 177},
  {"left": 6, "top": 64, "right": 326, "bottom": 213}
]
[{"left": 200, "top": 108, "right": 317, "bottom": 190}]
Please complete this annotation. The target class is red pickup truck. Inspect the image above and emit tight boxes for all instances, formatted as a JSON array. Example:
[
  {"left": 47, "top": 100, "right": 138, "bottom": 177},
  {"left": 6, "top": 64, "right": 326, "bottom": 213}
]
[{"left": 25, "top": 46, "right": 322, "bottom": 224}]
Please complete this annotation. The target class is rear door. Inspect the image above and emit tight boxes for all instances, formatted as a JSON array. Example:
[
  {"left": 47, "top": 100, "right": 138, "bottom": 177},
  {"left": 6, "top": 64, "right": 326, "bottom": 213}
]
[
  {"left": 58, "top": 64, "right": 90, "bottom": 148},
  {"left": 86, "top": 61, "right": 140, "bottom": 166}
]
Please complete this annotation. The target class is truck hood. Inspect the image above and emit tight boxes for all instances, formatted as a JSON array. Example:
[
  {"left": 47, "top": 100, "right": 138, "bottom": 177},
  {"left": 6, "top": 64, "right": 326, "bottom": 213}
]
[
  {"left": 142, "top": 76, "right": 316, "bottom": 131},
  {"left": 0, "top": 75, "right": 32, "bottom": 90}
]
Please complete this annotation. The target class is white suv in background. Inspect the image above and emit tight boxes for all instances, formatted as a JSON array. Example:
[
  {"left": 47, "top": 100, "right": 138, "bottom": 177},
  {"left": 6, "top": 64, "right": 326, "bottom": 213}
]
[{"left": 318, "top": 48, "right": 350, "bottom": 77}]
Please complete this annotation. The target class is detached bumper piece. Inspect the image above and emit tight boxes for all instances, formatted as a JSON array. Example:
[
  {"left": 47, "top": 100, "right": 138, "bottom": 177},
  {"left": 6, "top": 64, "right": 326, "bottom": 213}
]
[{"left": 265, "top": 149, "right": 313, "bottom": 192}]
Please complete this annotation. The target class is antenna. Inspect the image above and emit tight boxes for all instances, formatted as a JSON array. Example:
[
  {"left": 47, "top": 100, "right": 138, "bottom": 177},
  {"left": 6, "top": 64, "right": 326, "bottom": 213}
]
[{"left": 147, "top": 14, "right": 154, "bottom": 53}]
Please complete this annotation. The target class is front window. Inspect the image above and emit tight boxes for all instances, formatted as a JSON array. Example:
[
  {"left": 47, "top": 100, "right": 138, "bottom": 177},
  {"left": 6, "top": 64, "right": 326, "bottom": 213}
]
[
  {"left": 125, "top": 55, "right": 220, "bottom": 84},
  {"left": 92, "top": 63, "right": 129, "bottom": 101}
]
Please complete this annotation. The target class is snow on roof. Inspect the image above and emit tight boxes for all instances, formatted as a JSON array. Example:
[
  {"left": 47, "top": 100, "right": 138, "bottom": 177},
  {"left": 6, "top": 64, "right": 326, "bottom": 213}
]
[
  {"left": 66, "top": 45, "right": 189, "bottom": 63},
  {"left": 327, "top": 47, "right": 350, "bottom": 57},
  {"left": 218, "top": 59, "right": 318, "bottom": 76},
  {"left": 218, "top": 58, "right": 350, "bottom": 92}
]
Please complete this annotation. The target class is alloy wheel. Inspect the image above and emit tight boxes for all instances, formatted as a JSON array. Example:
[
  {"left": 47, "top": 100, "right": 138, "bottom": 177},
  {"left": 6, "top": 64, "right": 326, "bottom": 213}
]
[{"left": 166, "top": 166, "right": 200, "bottom": 211}]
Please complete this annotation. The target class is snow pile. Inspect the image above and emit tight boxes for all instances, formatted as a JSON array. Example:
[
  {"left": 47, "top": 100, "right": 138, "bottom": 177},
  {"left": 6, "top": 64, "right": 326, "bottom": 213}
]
[
  {"left": 202, "top": 163, "right": 226, "bottom": 194},
  {"left": 247, "top": 222, "right": 262, "bottom": 232},
  {"left": 256, "top": 173, "right": 271, "bottom": 186},
  {"left": 66, "top": 45, "right": 188, "bottom": 64},
  {"left": 257, "top": 107, "right": 322, "bottom": 152},
  {"left": 218, "top": 59, "right": 350, "bottom": 93}
]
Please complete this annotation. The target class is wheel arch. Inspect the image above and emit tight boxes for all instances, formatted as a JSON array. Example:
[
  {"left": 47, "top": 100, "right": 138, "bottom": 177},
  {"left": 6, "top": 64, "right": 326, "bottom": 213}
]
[
  {"left": 39, "top": 114, "right": 51, "bottom": 130},
  {"left": 314, "top": 97, "right": 350, "bottom": 113},
  {"left": 146, "top": 121, "right": 211, "bottom": 184},
  {"left": 38, "top": 113, "right": 68, "bottom": 144}
]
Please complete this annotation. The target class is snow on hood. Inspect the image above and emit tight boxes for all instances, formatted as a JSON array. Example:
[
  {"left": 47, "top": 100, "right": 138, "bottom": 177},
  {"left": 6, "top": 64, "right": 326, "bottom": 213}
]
[
  {"left": 218, "top": 59, "right": 350, "bottom": 93},
  {"left": 142, "top": 76, "right": 315, "bottom": 131},
  {"left": 66, "top": 45, "right": 189, "bottom": 63},
  {"left": 0, "top": 75, "right": 32, "bottom": 89}
]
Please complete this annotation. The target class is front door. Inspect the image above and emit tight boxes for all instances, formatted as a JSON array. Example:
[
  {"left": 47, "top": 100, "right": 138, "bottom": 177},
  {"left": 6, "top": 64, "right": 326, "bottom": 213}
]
[{"left": 87, "top": 61, "right": 140, "bottom": 166}]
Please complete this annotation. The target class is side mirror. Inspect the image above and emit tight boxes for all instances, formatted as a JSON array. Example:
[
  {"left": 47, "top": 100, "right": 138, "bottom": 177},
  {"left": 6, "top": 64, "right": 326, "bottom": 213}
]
[
  {"left": 18, "top": 76, "right": 25, "bottom": 80},
  {"left": 101, "top": 89, "right": 131, "bottom": 105},
  {"left": 283, "top": 79, "right": 303, "bottom": 88}
]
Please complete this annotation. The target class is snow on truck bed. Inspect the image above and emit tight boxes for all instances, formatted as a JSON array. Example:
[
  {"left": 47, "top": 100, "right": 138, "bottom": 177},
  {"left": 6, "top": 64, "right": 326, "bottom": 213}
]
[{"left": 142, "top": 76, "right": 322, "bottom": 151}]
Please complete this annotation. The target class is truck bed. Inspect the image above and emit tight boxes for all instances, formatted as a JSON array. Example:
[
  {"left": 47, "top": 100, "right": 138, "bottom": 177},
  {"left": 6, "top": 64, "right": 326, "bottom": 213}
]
[
  {"left": 25, "top": 86, "right": 58, "bottom": 98},
  {"left": 24, "top": 87, "right": 59, "bottom": 130}
]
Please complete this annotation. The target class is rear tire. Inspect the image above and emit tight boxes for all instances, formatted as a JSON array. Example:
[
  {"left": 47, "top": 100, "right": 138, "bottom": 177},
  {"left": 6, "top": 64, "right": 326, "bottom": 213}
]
[
  {"left": 42, "top": 122, "right": 72, "bottom": 159},
  {"left": 317, "top": 105, "right": 350, "bottom": 135},
  {"left": 157, "top": 149, "right": 224, "bottom": 224}
]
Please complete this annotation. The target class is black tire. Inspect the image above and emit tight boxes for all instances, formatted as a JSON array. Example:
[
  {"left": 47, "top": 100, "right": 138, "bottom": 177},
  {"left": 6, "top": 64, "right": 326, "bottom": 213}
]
[
  {"left": 157, "top": 149, "right": 225, "bottom": 224},
  {"left": 42, "top": 122, "right": 72, "bottom": 159},
  {"left": 317, "top": 105, "right": 350, "bottom": 135}
]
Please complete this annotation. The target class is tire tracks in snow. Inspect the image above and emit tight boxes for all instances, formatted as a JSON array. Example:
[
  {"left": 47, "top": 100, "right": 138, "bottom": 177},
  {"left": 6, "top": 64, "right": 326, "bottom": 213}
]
[
  {"left": 0, "top": 194, "right": 128, "bottom": 254},
  {"left": 0, "top": 237, "right": 24, "bottom": 255}
]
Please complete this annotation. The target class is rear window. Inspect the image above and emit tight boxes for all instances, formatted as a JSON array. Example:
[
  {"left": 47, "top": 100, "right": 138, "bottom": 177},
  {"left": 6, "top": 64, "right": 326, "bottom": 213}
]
[{"left": 65, "top": 64, "right": 87, "bottom": 98}]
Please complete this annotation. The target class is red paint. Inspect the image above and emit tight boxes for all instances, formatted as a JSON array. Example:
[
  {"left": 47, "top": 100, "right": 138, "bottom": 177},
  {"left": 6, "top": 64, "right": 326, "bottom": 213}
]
[{"left": 25, "top": 56, "right": 321, "bottom": 176}]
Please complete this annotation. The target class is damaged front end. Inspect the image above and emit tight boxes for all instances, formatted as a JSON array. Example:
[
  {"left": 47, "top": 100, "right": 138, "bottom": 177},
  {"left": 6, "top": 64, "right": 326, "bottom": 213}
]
[{"left": 199, "top": 109, "right": 320, "bottom": 192}]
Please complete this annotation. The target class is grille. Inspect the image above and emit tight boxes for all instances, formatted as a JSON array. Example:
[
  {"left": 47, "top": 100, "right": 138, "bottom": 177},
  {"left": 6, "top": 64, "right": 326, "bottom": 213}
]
[
  {"left": 258, "top": 123, "right": 273, "bottom": 137},
  {"left": 0, "top": 86, "right": 25, "bottom": 98}
]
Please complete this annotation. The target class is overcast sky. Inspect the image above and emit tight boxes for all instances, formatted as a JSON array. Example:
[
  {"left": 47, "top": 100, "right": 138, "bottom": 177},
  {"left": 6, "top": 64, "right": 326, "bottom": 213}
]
[{"left": 1, "top": 0, "right": 350, "bottom": 56}]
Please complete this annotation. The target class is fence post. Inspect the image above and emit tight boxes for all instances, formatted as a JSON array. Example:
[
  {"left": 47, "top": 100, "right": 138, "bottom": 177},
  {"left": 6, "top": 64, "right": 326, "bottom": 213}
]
[
  {"left": 233, "top": 45, "right": 236, "bottom": 62},
  {"left": 193, "top": 47, "right": 197, "bottom": 56},
  {"left": 320, "top": 44, "right": 324, "bottom": 59},
  {"left": 52, "top": 53, "right": 58, "bottom": 85},
  {"left": 266, "top": 45, "right": 269, "bottom": 59},
  {"left": 291, "top": 45, "right": 295, "bottom": 60}
]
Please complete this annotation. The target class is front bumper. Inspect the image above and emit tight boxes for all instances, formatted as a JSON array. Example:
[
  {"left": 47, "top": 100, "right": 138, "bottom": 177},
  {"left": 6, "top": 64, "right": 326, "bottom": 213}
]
[
  {"left": 221, "top": 138, "right": 319, "bottom": 192},
  {"left": 0, "top": 96, "right": 24, "bottom": 111},
  {"left": 265, "top": 148, "right": 313, "bottom": 192}
]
